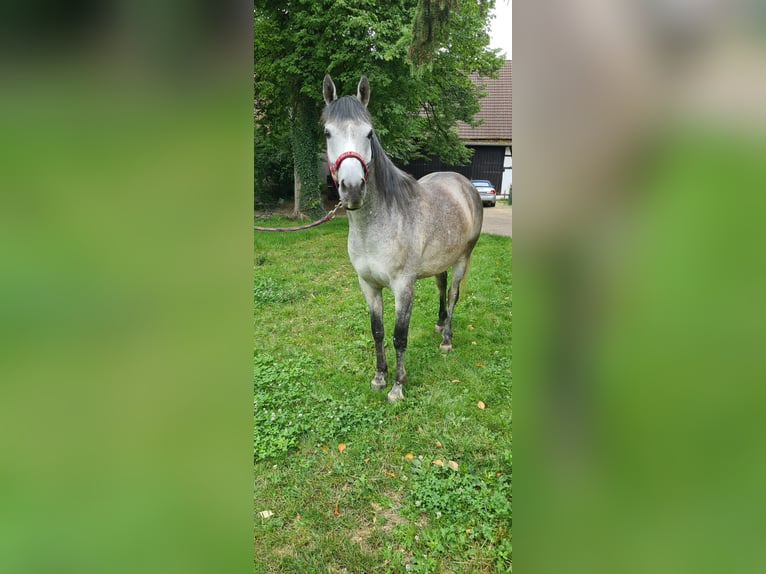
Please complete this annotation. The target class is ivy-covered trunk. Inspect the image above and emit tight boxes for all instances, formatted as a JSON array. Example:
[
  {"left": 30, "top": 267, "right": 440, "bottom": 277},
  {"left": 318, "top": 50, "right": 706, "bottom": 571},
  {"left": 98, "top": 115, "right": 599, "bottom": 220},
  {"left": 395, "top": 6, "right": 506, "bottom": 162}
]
[{"left": 290, "top": 98, "right": 319, "bottom": 217}]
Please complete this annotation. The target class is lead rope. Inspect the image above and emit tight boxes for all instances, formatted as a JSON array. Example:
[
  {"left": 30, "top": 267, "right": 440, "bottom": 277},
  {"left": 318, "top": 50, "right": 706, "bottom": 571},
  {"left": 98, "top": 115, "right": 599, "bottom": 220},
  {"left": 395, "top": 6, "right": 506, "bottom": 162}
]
[{"left": 253, "top": 202, "right": 343, "bottom": 232}]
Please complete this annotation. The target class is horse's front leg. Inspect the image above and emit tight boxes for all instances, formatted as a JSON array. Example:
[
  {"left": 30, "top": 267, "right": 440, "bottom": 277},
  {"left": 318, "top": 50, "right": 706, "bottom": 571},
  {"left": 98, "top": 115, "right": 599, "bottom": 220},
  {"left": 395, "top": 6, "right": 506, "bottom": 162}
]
[
  {"left": 358, "top": 278, "right": 387, "bottom": 391},
  {"left": 388, "top": 280, "right": 415, "bottom": 402}
]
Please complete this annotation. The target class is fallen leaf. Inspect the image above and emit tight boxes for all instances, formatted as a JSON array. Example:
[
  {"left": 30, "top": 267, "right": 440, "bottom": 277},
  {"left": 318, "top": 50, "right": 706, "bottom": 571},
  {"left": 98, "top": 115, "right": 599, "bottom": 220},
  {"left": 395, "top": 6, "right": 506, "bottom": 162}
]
[
  {"left": 333, "top": 503, "right": 339, "bottom": 516},
  {"left": 364, "top": 457, "right": 370, "bottom": 463},
  {"left": 432, "top": 459, "right": 444, "bottom": 467},
  {"left": 476, "top": 363, "right": 484, "bottom": 368},
  {"left": 477, "top": 401, "right": 486, "bottom": 410},
  {"left": 258, "top": 510, "right": 274, "bottom": 519},
  {"left": 451, "top": 379, "right": 460, "bottom": 383},
  {"left": 471, "top": 341, "right": 477, "bottom": 345},
  {"left": 386, "top": 471, "right": 396, "bottom": 477},
  {"left": 468, "top": 324, "right": 475, "bottom": 331},
  {"left": 295, "top": 514, "right": 301, "bottom": 521},
  {"left": 448, "top": 460, "right": 459, "bottom": 471},
  {"left": 337, "top": 443, "right": 346, "bottom": 453},
  {"left": 434, "top": 441, "right": 443, "bottom": 448},
  {"left": 321, "top": 445, "right": 329, "bottom": 451},
  {"left": 504, "top": 296, "right": 510, "bottom": 301},
  {"left": 405, "top": 453, "right": 414, "bottom": 460}
]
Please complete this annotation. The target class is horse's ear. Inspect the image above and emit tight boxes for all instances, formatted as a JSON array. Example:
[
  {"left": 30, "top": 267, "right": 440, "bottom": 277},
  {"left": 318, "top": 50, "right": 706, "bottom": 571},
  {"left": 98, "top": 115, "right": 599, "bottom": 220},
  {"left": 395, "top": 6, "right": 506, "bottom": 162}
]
[
  {"left": 323, "top": 74, "right": 337, "bottom": 106},
  {"left": 357, "top": 75, "right": 370, "bottom": 107}
]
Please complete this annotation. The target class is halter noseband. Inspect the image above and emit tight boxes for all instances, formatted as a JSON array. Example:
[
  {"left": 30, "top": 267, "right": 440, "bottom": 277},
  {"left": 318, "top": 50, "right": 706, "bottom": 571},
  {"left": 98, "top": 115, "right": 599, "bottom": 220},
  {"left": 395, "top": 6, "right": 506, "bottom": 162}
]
[{"left": 327, "top": 151, "right": 369, "bottom": 187}]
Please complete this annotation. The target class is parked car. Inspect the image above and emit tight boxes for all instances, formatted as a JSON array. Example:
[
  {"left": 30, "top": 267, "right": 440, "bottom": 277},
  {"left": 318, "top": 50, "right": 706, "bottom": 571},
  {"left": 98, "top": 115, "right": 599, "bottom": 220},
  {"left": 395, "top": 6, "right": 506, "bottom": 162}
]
[{"left": 471, "top": 180, "right": 496, "bottom": 207}]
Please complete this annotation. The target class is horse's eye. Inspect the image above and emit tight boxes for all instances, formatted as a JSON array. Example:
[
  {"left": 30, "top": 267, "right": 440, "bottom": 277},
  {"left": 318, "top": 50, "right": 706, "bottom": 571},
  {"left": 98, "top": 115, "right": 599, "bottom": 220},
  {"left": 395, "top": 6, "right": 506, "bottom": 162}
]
[
  {"left": 324, "top": 129, "right": 331, "bottom": 139},
  {"left": 367, "top": 130, "right": 373, "bottom": 140}
]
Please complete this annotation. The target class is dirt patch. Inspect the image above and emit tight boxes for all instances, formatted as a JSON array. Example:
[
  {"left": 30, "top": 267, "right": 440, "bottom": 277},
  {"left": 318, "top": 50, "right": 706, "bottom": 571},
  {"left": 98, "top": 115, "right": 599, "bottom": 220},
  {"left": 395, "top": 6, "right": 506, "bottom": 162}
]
[
  {"left": 272, "top": 545, "right": 295, "bottom": 558},
  {"left": 371, "top": 500, "right": 409, "bottom": 533},
  {"left": 350, "top": 525, "right": 375, "bottom": 553},
  {"left": 350, "top": 493, "right": 410, "bottom": 552}
]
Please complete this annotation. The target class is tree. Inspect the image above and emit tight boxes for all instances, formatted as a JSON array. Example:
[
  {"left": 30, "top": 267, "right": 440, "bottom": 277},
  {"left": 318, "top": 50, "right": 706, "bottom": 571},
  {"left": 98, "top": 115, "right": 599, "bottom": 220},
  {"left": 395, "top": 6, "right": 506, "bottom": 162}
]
[
  {"left": 254, "top": 0, "right": 503, "bottom": 215},
  {"left": 409, "top": 0, "right": 494, "bottom": 65}
]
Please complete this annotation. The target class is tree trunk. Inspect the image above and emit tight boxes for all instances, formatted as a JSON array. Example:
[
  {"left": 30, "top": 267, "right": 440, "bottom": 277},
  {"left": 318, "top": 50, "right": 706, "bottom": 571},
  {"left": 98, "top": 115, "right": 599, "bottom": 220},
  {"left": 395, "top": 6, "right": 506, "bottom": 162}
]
[
  {"left": 290, "top": 97, "right": 318, "bottom": 219},
  {"left": 292, "top": 164, "right": 301, "bottom": 218}
]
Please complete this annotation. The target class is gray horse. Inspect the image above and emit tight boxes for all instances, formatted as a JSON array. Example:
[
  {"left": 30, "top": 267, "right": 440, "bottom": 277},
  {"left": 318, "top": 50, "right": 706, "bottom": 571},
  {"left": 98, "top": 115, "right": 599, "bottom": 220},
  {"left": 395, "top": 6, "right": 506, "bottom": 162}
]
[{"left": 322, "top": 74, "right": 483, "bottom": 401}]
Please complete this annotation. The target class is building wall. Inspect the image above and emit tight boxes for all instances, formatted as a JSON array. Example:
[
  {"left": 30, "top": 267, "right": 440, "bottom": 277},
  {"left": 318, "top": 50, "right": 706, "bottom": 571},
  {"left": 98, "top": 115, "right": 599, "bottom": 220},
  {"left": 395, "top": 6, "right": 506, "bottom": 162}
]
[
  {"left": 500, "top": 146, "right": 512, "bottom": 196},
  {"left": 396, "top": 145, "right": 511, "bottom": 197}
]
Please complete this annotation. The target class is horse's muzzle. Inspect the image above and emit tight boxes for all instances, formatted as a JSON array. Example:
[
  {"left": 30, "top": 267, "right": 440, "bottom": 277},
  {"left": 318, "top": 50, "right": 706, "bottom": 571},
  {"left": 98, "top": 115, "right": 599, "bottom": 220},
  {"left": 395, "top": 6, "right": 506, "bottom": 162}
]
[{"left": 340, "top": 180, "right": 365, "bottom": 211}]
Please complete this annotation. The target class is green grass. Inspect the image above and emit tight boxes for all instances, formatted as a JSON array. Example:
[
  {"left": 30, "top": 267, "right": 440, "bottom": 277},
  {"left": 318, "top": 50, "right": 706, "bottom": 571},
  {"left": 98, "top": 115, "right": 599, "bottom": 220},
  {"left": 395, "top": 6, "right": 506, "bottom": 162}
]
[{"left": 254, "top": 216, "right": 512, "bottom": 573}]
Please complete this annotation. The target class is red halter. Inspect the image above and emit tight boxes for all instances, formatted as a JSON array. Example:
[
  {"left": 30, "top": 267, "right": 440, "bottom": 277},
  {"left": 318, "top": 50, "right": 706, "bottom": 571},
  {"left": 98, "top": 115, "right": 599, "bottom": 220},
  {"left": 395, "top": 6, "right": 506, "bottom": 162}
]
[{"left": 327, "top": 151, "right": 369, "bottom": 187}]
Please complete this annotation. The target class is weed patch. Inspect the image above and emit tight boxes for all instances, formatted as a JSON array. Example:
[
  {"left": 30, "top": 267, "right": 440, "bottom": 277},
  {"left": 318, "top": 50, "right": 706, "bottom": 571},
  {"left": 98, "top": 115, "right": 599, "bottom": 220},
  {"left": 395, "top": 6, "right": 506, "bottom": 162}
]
[
  {"left": 253, "top": 275, "right": 298, "bottom": 305},
  {"left": 254, "top": 353, "right": 387, "bottom": 461}
]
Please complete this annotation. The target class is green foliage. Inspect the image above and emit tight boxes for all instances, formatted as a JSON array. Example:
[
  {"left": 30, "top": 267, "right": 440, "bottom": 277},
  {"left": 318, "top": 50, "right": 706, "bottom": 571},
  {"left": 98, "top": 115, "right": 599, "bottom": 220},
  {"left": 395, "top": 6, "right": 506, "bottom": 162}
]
[
  {"left": 403, "top": 457, "right": 512, "bottom": 569},
  {"left": 253, "top": 354, "right": 313, "bottom": 460},
  {"left": 254, "top": 0, "right": 505, "bottom": 204},
  {"left": 411, "top": 0, "right": 496, "bottom": 65},
  {"left": 253, "top": 353, "right": 388, "bottom": 461},
  {"left": 410, "top": 0, "right": 456, "bottom": 65},
  {"left": 253, "top": 276, "right": 298, "bottom": 305},
  {"left": 254, "top": 124, "right": 293, "bottom": 205}
]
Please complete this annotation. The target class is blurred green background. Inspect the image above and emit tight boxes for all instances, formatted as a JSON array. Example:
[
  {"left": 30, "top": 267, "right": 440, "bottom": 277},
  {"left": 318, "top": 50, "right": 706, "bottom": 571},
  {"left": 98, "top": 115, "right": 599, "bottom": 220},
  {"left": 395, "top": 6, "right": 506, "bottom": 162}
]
[
  {"left": 519, "top": 129, "right": 766, "bottom": 574},
  {"left": 516, "top": 1, "right": 766, "bottom": 571},
  {"left": 0, "top": 2, "right": 253, "bottom": 572}
]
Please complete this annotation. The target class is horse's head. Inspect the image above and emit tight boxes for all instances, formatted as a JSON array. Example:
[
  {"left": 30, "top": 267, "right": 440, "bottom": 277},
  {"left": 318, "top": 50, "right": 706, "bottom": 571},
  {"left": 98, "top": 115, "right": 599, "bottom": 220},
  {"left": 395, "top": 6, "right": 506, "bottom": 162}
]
[{"left": 322, "top": 74, "right": 373, "bottom": 211}]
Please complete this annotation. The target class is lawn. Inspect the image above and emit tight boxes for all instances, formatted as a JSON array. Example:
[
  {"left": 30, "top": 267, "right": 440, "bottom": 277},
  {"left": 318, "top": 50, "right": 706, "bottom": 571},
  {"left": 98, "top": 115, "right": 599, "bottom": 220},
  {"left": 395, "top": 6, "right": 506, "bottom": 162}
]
[{"left": 254, "top": 214, "right": 512, "bottom": 573}]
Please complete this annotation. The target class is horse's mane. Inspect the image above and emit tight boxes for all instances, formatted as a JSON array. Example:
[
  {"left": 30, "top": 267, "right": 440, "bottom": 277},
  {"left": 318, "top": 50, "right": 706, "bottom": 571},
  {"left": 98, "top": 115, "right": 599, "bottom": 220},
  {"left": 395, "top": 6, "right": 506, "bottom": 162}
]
[
  {"left": 323, "top": 96, "right": 419, "bottom": 211},
  {"left": 369, "top": 132, "right": 419, "bottom": 211}
]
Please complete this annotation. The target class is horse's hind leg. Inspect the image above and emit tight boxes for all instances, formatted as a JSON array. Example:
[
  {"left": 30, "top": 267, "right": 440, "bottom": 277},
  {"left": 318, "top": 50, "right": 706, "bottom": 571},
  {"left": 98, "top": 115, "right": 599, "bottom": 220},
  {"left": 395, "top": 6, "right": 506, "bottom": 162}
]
[
  {"left": 434, "top": 271, "right": 448, "bottom": 333},
  {"left": 359, "top": 279, "right": 387, "bottom": 391},
  {"left": 440, "top": 256, "right": 470, "bottom": 353}
]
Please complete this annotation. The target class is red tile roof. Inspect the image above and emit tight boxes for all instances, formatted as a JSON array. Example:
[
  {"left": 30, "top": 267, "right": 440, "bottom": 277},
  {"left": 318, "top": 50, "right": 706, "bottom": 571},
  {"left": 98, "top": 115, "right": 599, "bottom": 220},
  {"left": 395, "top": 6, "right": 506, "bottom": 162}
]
[{"left": 458, "top": 60, "right": 512, "bottom": 144}]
